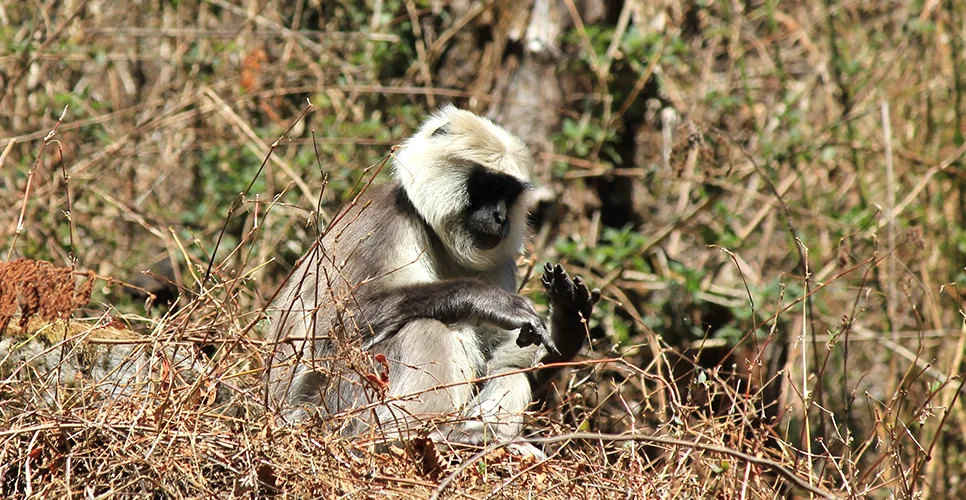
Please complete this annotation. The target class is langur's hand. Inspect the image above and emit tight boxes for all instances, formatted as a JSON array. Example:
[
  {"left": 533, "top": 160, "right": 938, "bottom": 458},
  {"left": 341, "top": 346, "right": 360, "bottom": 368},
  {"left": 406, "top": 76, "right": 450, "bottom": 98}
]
[
  {"left": 480, "top": 293, "right": 559, "bottom": 356},
  {"left": 515, "top": 321, "right": 559, "bottom": 356},
  {"left": 542, "top": 263, "right": 600, "bottom": 322}
]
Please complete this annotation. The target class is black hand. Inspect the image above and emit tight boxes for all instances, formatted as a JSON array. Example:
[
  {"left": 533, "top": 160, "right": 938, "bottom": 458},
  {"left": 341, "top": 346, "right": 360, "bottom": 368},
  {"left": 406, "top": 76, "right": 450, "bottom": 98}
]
[
  {"left": 515, "top": 321, "right": 560, "bottom": 356},
  {"left": 542, "top": 263, "right": 600, "bottom": 319},
  {"left": 540, "top": 263, "right": 600, "bottom": 360},
  {"left": 493, "top": 294, "right": 558, "bottom": 356}
]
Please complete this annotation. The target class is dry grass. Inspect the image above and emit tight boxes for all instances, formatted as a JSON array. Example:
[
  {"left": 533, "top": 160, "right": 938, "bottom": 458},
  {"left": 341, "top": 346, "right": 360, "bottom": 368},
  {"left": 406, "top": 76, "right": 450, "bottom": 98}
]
[
  {"left": 0, "top": 262, "right": 834, "bottom": 499},
  {"left": 0, "top": 292, "right": 835, "bottom": 499},
  {"left": 3, "top": 0, "right": 966, "bottom": 498}
]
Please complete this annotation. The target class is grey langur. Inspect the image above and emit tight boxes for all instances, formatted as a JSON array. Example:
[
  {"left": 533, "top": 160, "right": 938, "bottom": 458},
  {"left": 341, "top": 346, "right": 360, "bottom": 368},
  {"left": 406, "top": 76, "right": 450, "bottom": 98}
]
[{"left": 265, "top": 105, "right": 599, "bottom": 446}]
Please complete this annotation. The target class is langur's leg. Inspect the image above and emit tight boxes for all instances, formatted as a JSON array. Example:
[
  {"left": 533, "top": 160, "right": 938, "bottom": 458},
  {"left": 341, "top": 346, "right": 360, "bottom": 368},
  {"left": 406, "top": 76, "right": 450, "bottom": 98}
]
[
  {"left": 453, "top": 339, "right": 543, "bottom": 456},
  {"left": 363, "top": 320, "right": 482, "bottom": 436}
]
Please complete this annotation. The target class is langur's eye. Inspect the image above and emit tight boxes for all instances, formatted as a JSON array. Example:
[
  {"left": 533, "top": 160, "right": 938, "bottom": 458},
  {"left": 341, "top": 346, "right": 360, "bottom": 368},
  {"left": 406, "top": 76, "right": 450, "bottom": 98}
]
[{"left": 431, "top": 124, "right": 450, "bottom": 137}]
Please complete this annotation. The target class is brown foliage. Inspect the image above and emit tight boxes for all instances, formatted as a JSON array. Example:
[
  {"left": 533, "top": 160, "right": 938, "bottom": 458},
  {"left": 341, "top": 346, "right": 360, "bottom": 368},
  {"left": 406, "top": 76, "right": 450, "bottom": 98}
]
[{"left": 0, "top": 259, "right": 94, "bottom": 334}]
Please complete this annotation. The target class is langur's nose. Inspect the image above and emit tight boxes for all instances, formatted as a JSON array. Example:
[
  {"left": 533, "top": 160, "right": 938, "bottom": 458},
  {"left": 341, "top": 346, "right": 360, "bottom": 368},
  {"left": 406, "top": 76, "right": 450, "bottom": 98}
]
[{"left": 492, "top": 200, "right": 508, "bottom": 226}]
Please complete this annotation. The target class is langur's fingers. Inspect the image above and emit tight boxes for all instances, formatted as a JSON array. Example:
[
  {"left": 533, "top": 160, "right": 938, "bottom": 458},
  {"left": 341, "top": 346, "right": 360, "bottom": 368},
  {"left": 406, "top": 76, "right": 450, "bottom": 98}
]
[
  {"left": 541, "top": 274, "right": 553, "bottom": 289},
  {"left": 575, "top": 277, "right": 591, "bottom": 302},
  {"left": 540, "top": 329, "right": 561, "bottom": 357},
  {"left": 553, "top": 264, "right": 566, "bottom": 281},
  {"left": 516, "top": 323, "right": 536, "bottom": 348},
  {"left": 541, "top": 263, "right": 555, "bottom": 288},
  {"left": 552, "top": 264, "right": 575, "bottom": 295},
  {"left": 591, "top": 289, "right": 602, "bottom": 304}
]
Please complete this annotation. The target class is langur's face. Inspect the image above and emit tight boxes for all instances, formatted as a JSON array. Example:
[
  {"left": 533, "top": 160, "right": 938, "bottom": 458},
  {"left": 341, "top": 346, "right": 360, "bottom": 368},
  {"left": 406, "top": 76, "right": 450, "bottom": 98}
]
[
  {"left": 392, "top": 105, "right": 535, "bottom": 270},
  {"left": 463, "top": 163, "right": 529, "bottom": 250}
]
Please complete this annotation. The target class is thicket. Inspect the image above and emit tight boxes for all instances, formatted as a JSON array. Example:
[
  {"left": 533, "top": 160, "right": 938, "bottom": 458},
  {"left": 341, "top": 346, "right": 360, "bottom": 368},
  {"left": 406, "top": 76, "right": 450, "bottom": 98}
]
[{"left": 2, "top": 0, "right": 965, "bottom": 497}]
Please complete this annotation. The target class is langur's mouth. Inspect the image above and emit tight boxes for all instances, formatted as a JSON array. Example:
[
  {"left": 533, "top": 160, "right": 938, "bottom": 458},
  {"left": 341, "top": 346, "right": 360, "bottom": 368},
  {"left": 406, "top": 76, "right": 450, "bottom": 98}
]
[{"left": 472, "top": 232, "right": 504, "bottom": 250}]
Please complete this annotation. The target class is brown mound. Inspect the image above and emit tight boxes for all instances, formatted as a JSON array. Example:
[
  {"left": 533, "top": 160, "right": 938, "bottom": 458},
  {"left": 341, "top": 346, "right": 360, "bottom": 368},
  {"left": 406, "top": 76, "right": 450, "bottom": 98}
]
[{"left": 0, "top": 258, "right": 94, "bottom": 334}]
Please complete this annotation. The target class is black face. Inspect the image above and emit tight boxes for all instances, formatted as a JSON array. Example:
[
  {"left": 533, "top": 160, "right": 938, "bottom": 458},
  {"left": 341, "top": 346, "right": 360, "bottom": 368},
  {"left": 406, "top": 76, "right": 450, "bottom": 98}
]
[{"left": 464, "top": 164, "right": 527, "bottom": 250}]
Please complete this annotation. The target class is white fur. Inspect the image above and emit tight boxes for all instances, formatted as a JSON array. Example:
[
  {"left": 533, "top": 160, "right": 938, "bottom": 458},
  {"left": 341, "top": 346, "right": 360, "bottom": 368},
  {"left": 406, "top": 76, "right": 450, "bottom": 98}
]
[{"left": 392, "top": 105, "right": 534, "bottom": 270}]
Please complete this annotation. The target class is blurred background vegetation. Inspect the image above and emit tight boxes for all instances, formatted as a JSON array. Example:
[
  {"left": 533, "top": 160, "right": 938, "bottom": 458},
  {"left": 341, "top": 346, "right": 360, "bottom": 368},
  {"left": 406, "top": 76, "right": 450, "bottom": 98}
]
[{"left": 3, "top": 0, "right": 966, "bottom": 496}]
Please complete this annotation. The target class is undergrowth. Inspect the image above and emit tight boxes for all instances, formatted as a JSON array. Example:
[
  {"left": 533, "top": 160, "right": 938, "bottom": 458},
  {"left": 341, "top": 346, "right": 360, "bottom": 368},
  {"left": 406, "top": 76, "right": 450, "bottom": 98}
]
[{"left": 2, "top": 1, "right": 966, "bottom": 498}]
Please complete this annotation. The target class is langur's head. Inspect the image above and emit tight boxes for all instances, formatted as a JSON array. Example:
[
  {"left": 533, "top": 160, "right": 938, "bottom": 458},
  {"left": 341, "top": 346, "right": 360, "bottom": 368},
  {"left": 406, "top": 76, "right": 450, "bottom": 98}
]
[{"left": 392, "top": 105, "right": 534, "bottom": 270}]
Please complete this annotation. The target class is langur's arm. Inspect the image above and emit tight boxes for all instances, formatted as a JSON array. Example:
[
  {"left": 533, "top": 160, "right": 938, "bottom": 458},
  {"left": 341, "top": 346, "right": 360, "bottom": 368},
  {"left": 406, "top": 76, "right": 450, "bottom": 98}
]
[{"left": 359, "top": 278, "right": 556, "bottom": 353}]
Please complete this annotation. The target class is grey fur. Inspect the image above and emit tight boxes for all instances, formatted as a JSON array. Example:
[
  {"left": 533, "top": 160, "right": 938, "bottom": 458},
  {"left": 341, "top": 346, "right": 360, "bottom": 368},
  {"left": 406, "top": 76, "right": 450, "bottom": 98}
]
[{"left": 265, "top": 107, "right": 597, "bottom": 446}]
